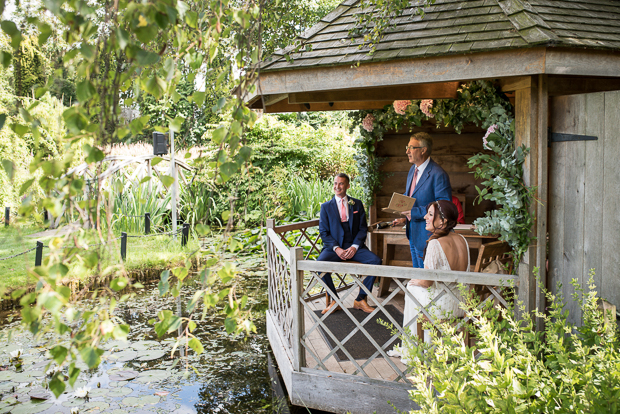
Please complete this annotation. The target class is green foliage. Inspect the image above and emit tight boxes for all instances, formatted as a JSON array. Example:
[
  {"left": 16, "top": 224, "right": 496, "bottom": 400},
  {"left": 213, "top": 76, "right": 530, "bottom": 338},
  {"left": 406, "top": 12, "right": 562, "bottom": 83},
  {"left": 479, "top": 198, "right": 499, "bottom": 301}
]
[
  {"left": 350, "top": 80, "right": 534, "bottom": 264},
  {"left": 201, "top": 113, "right": 358, "bottom": 226},
  {"left": 284, "top": 175, "right": 363, "bottom": 219},
  {"left": 13, "top": 36, "right": 47, "bottom": 97},
  {"left": 404, "top": 271, "right": 620, "bottom": 413}
]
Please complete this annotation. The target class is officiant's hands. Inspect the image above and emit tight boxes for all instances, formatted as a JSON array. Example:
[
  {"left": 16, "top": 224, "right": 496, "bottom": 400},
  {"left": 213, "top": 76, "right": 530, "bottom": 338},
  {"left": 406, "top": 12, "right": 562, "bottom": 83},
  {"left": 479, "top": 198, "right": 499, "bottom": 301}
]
[
  {"left": 401, "top": 211, "right": 412, "bottom": 221},
  {"left": 392, "top": 218, "right": 406, "bottom": 226}
]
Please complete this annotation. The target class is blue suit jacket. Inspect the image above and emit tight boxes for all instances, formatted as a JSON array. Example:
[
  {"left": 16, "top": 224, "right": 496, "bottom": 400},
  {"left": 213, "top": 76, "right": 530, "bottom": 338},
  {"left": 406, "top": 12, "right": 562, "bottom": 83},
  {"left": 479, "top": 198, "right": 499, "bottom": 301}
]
[
  {"left": 319, "top": 196, "right": 368, "bottom": 251},
  {"left": 405, "top": 158, "right": 452, "bottom": 251}
]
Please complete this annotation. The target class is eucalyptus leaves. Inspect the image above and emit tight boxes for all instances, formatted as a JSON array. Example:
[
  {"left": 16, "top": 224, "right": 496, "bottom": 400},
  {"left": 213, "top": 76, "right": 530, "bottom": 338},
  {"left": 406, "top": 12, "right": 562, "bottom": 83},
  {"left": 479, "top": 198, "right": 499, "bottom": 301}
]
[{"left": 350, "top": 80, "right": 534, "bottom": 265}]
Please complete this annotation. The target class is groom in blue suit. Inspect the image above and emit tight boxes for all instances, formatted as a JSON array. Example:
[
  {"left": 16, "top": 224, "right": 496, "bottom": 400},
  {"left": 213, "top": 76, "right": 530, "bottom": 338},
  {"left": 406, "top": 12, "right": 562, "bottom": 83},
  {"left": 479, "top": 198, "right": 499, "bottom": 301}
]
[
  {"left": 393, "top": 132, "right": 452, "bottom": 268},
  {"left": 318, "top": 173, "right": 382, "bottom": 315}
]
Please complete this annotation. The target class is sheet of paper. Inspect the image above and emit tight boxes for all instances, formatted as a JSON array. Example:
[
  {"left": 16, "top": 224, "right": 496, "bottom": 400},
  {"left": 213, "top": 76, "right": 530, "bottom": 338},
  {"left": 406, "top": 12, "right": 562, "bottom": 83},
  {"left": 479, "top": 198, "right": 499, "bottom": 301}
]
[{"left": 381, "top": 193, "right": 416, "bottom": 215}]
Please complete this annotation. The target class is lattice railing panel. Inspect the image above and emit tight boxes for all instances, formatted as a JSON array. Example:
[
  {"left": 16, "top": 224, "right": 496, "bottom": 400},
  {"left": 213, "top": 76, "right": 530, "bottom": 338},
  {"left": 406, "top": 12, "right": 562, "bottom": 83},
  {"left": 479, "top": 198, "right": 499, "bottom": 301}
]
[
  {"left": 299, "top": 271, "right": 514, "bottom": 384},
  {"left": 267, "top": 236, "right": 294, "bottom": 362}
]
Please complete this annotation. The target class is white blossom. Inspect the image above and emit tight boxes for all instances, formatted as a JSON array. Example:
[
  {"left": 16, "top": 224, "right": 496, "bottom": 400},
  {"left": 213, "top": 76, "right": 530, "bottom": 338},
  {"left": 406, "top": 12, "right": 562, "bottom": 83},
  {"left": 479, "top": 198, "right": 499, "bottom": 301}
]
[
  {"left": 74, "top": 386, "right": 91, "bottom": 398},
  {"left": 9, "top": 349, "right": 23, "bottom": 359}
]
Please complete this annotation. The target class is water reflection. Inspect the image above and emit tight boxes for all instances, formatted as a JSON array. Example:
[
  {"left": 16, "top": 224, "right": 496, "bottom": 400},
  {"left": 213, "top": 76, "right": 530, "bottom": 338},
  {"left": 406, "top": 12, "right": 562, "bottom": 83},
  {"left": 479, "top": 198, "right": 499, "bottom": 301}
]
[{"left": 0, "top": 257, "right": 331, "bottom": 413}]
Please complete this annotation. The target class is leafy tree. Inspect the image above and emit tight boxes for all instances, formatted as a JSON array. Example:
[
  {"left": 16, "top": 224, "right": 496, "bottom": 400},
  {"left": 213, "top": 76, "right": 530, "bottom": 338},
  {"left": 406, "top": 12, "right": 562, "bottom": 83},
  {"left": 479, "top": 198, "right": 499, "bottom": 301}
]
[{"left": 13, "top": 36, "right": 46, "bottom": 97}]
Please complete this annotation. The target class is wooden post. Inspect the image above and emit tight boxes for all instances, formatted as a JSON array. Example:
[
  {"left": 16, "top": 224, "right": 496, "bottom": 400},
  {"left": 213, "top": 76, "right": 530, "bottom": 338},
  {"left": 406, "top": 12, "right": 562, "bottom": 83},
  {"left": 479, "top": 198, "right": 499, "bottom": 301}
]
[
  {"left": 121, "top": 232, "right": 127, "bottom": 261},
  {"left": 35, "top": 241, "right": 43, "bottom": 266},
  {"left": 145, "top": 213, "right": 151, "bottom": 234},
  {"left": 290, "top": 246, "right": 305, "bottom": 371},
  {"left": 147, "top": 159, "right": 152, "bottom": 193},
  {"left": 4, "top": 207, "right": 8, "bottom": 227},
  {"left": 514, "top": 75, "right": 548, "bottom": 324},
  {"left": 182, "top": 223, "right": 190, "bottom": 247}
]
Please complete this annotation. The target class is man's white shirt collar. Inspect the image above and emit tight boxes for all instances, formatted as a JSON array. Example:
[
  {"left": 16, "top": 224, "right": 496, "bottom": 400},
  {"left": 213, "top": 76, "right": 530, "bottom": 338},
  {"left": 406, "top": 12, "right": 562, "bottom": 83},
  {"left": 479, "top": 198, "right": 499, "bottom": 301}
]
[{"left": 415, "top": 157, "right": 431, "bottom": 180}]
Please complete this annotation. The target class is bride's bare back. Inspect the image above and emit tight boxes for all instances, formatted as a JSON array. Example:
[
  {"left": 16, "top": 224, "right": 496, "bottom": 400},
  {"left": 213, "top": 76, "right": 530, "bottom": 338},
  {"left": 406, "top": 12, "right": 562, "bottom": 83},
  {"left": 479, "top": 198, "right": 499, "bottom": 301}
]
[{"left": 437, "top": 232, "right": 469, "bottom": 272}]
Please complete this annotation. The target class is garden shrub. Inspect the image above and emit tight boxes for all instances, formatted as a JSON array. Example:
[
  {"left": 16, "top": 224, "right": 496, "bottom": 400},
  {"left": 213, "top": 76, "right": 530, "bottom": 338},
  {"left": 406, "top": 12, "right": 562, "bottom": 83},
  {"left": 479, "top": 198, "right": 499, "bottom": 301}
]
[
  {"left": 403, "top": 272, "right": 620, "bottom": 413},
  {"left": 200, "top": 113, "right": 358, "bottom": 226}
]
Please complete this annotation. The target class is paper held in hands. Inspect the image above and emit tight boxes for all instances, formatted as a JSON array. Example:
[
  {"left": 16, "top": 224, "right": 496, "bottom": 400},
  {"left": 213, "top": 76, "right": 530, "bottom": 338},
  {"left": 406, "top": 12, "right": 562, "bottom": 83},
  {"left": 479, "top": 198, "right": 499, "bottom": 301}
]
[{"left": 381, "top": 193, "right": 416, "bottom": 215}]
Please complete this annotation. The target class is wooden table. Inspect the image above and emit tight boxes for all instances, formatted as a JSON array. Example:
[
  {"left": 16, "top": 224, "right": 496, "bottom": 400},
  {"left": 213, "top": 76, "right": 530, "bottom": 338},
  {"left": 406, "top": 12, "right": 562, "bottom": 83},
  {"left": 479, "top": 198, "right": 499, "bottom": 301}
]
[{"left": 371, "top": 225, "right": 498, "bottom": 297}]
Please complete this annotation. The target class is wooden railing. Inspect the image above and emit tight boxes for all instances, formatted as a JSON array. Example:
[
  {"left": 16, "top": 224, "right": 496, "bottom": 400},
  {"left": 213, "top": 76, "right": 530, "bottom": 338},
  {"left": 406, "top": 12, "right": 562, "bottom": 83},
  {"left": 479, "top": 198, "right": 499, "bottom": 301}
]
[{"left": 266, "top": 218, "right": 518, "bottom": 384}]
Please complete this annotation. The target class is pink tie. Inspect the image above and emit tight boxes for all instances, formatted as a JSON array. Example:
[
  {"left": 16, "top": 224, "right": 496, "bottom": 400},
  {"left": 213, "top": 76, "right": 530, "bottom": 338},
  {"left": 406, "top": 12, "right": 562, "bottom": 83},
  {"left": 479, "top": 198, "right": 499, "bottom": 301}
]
[
  {"left": 408, "top": 168, "right": 418, "bottom": 197},
  {"left": 340, "top": 199, "right": 348, "bottom": 222}
]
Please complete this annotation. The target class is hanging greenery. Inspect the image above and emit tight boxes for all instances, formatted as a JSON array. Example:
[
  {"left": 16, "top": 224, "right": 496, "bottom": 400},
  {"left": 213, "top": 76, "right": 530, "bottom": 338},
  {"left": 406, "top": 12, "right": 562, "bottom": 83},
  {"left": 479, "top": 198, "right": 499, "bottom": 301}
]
[{"left": 349, "top": 80, "right": 535, "bottom": 263}]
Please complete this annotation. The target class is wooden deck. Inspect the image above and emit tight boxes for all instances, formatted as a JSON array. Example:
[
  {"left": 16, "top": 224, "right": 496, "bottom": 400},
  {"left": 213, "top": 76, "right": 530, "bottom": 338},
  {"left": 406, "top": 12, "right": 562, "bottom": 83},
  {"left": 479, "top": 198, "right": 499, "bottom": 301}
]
[{"left": 266, "top": 218, "right": 517, "bottom": 414}]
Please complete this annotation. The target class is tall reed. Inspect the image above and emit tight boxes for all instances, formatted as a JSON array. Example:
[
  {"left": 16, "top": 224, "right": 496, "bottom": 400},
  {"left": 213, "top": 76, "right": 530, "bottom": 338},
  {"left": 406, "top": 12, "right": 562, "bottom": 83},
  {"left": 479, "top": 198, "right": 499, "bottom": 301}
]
[{"left": 284, "top": 176, "right": 364, "bottom": 219}]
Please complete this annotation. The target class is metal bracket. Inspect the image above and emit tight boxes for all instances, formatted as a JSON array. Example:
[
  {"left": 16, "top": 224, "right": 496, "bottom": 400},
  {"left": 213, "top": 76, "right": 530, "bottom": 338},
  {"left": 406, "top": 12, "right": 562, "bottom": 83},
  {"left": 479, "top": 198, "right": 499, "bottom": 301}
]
[{"left": 548, "top": 127, "right": 598, "bottom": 146}]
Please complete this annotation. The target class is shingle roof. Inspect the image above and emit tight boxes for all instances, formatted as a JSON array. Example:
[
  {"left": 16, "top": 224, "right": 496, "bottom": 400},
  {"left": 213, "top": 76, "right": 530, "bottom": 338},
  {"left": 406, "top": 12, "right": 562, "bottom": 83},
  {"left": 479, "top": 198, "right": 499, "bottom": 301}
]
[{"left": 260, "top": 0, "right": 620, "bottom": 71}]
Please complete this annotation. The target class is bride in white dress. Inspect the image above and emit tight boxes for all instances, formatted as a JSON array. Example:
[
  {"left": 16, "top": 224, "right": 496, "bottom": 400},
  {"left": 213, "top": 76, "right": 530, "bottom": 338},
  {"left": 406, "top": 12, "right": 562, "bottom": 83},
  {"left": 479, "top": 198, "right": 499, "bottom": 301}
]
[{"left": 388, "top": 200, "right": 470, "bottom": 362}]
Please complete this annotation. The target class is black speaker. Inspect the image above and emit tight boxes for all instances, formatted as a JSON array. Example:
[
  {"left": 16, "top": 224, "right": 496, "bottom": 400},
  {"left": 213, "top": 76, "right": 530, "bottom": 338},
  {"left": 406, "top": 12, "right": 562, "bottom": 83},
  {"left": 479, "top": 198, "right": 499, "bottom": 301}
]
[{"left": 153, "top": 132, "right": 168, "bottom": 155}]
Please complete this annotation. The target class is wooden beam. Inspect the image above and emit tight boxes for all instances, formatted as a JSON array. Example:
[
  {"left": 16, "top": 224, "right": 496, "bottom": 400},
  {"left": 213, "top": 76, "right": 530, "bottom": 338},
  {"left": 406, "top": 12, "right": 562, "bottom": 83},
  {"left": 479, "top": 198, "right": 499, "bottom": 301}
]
[
  {"left": 263, "top": 93, "right": 288, "bottom": 106},
  {"left": 264, "top": 100, "right": 394, "bottom": 113},
  {"left": 515, "top": 75, "right": 548, "bottom": 323},
  {"left": 255, "top": 48, "right": 548, "bottom": 97},
  {"left": 546, "top": 48, "right": 620, "bottom": 78},
  {"left": 499, "top": 76, "right": 532, "bottom": 92},
  {"left": 289, "top": 82, "right": 459, "bottom": 104},
  {"left": 548, "top": 76, "right": 620, "bottom": 96}
]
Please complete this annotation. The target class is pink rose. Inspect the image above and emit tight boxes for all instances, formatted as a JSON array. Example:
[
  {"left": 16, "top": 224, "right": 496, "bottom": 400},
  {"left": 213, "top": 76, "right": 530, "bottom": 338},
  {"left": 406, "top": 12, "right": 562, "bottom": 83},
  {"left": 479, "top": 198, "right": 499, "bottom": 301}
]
[
  {"left": 420, "top": 99, "right": 434, "bottom": 118},
  {"left": 362, "top": 113, "right": 375, "bottom": 132},
  {"left": 393, "top": 100, "right": 410, "bottom": 115}
]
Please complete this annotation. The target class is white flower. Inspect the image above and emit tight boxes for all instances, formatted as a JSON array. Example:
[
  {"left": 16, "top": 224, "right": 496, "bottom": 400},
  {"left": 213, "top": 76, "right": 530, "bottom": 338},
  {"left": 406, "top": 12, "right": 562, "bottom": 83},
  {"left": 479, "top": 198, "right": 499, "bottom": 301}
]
[
  {"left": 9, "top": 349, "right": 23, "bottom": 359},
  {"left": 70, "top": 408, "right": 79, "bottom": 414},
  {"left": 74, "top": 386, "right": 90, "bottom": 398}
]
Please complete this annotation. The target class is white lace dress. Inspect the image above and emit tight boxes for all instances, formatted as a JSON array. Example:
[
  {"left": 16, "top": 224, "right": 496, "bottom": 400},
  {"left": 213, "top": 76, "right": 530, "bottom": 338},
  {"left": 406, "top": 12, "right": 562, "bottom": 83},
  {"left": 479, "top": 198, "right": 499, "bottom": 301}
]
[
  {"left": 403, "top": 235, "right": 470, "bottom": 329},
  {"left": 387, "top": 236, "right": 470, "bottom": 363}
]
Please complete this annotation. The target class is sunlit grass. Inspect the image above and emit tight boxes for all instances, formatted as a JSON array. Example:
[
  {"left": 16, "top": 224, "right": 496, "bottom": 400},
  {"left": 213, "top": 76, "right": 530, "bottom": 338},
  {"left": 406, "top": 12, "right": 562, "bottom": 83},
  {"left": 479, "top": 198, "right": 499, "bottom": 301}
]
[{"left": 0, "top": 223, "right": 202, "bottom": 290}]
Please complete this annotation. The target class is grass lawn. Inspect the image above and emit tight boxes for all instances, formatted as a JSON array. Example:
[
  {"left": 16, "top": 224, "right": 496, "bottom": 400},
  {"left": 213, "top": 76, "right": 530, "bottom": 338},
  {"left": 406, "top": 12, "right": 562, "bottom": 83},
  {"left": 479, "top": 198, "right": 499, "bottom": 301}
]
[{"left": 0, "top": 222, "right": 202, "bottom": 290}]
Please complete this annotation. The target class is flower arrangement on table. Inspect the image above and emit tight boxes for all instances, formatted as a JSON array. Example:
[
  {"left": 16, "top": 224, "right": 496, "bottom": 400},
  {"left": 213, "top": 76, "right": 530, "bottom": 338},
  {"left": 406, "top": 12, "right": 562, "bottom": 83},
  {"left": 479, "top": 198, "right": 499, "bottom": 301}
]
[{"left": 349, "top": 80, "right": 535, "bottom": 264}]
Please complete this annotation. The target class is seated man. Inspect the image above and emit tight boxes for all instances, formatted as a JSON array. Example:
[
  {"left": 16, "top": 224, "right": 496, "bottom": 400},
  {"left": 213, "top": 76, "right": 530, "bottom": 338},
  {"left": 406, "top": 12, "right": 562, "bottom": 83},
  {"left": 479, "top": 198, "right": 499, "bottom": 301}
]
[{"left": 318, "top": 173, "right": 382, "bottom": 315}]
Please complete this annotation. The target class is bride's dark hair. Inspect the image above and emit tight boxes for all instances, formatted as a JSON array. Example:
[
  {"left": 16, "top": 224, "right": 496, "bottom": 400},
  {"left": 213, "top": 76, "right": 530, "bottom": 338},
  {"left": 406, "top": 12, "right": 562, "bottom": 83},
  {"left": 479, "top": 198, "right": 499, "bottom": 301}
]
[{"left": 424, "top": 200, "right": 459, "bottom": 258}]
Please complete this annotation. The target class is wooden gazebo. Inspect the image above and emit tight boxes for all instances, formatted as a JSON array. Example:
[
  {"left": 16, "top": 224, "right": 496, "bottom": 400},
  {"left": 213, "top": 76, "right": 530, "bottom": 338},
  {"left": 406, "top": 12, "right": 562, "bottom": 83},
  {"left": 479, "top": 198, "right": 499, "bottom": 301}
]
[{"left": 251, "top": 1, "right": 620, "bottom": 412}]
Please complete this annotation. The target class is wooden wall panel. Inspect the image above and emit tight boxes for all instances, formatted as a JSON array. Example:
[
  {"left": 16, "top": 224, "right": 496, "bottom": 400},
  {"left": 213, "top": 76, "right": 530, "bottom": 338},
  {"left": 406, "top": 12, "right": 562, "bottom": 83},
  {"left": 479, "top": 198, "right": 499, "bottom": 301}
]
[
  {"left": 372, "top": 122, "right": 490, "bottom": 262},
  {"left": 582, "top": 93, "right": 605, "bottom": 294},
  {"left": 548, "top": 90, "right": 620, "bottom": 324},
  {"left": 602, "top": 91, "right": 620, "bottom": 308}
]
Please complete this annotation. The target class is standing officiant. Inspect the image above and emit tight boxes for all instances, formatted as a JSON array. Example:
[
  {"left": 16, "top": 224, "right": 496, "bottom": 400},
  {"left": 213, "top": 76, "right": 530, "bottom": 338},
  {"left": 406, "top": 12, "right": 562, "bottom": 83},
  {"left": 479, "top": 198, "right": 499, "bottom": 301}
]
[
  {"left": 318, "top": 173, "right": 382, "bottom": 315},
  {"left": 392, "top": 132, "right": 452, "bottom": 268}
]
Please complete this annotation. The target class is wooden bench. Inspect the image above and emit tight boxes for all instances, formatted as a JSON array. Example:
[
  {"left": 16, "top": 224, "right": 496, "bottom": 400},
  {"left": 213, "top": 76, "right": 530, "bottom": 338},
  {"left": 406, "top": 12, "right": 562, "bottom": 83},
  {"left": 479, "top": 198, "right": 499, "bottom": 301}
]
[{"left": 472, "top": 240, "right": 513, "bottom": 273}]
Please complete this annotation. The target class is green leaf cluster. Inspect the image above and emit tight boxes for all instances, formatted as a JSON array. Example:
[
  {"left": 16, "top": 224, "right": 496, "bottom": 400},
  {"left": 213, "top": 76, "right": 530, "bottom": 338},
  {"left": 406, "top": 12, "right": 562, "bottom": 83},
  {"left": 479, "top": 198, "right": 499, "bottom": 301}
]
[{"left": 403, "top": 271, "right": 620, "bottom": 414}]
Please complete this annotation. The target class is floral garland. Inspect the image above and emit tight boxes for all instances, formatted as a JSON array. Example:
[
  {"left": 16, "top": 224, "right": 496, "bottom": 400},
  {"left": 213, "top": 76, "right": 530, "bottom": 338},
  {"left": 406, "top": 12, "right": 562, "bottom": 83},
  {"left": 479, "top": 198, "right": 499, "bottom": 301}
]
[{"left": 349, "top": 80, "right": 535, "bottom": 263}]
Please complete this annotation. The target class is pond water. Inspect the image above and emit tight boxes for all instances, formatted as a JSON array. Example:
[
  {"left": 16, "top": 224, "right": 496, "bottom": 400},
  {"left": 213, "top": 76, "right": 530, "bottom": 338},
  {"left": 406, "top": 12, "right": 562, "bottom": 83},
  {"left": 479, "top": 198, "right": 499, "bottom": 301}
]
[{"left": 0, "top": 253, "right": 328, "bottom": 414}]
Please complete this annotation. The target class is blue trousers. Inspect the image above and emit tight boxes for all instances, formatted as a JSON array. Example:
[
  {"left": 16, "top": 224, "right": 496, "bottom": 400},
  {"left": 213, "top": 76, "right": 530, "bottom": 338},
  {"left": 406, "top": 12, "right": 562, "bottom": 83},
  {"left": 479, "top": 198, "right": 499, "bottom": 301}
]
[
  {"left": 409, "top": 239, "right": 425, "bottom": 269},
  {"left": 317, "top": 246, "right": 381, "bottom": 301}
]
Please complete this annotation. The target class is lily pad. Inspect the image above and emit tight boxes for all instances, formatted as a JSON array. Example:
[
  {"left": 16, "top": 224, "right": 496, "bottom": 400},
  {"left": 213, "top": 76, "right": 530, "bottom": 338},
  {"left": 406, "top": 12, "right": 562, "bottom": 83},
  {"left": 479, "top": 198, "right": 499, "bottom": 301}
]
[
  {"left": 88, "top": 387, "right": 110, "bottom": 397},
  {"left": 109, "top": 350, "right": 138, "bottom": 362},
  {"left": 134, "top": 370, "right": 168, "bottom": 383},
  {"left": 28, "top": 388, "right": 51, "bottom": 400},
  {"left": 100, "top": 339, "right": 129, "bottom": 350},
  {"left": 107, "top": 386, "right": 133, "bottom": 397},
  {"left": 136, "top": 350, "right": 167, "bottom": 361},
  {"left": 13, "top": 371, "right": 45, "bottom": 382},
  {"left": 122, "top": 395, "right": 160, "bottom": 407},
  {"left": 84, "top": 401, "right": 110, "bottom": 412},
  {"left": 108, "top": 370, "right": 139, "bottom": 381},
  {"left": 130, "top": 340, "right": 160, "bottom": 351},
  {"left": 61, "top": 398, "right": 86, "bottom": 408},
  {"left": 0, "top": 371, "right": 15, "bottom": 381},
  {"left": 11, "top": 402, "right": 53, "bottom": 414}
]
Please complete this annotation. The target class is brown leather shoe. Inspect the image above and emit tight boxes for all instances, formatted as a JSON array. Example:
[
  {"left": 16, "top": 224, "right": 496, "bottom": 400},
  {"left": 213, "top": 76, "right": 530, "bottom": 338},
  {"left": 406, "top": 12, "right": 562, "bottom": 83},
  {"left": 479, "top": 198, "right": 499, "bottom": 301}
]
[
  {"left": 353, "top": 298, "right": 375, "bottom": 314},
  {"left": 321, "top": 300, "right": 342, "bottom": 315}
]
